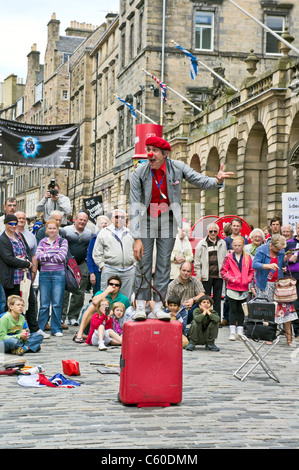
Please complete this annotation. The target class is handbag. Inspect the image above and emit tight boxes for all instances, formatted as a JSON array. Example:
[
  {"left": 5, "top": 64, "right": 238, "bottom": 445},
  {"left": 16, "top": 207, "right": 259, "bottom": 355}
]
[
  {"left": 20, "top": 274, "right": 31, "bottom": 312},
  {"left": 274, "top": 276, "right": 297, "bottom": 303},
  {"left": 243, "top": 319, "right": 277, "bottom": 342},
  {"left": 58, "top": 238, "right": 82, "bottom": 293}
]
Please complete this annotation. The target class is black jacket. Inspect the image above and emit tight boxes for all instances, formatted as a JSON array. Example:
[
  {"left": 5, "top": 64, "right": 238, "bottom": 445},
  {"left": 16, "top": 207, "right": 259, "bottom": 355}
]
[{"left": 0, "top": 231, "right": 31, "bottom": 288}]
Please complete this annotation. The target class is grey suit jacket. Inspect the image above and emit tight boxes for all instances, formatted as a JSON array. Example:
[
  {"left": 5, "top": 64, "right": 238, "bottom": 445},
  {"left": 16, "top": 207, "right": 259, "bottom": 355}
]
[{"left": 129, "top": 158, "right": 223, "bottom": 239}]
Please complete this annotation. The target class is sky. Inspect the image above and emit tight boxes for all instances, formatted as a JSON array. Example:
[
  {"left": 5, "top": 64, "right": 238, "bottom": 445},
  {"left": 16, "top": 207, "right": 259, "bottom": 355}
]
[{"left": 0, "top": 0, "right": 119, "bottom": 82}]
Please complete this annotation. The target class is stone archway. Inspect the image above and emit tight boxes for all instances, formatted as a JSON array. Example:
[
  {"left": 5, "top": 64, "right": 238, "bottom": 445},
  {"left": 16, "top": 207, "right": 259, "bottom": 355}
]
[
  {"left": 288, "top": 111, "right": 299, "bottom": 191},
  {"left": 244, "top": 122, "right": 268, "bottom": 227},
  {"left": 224, "top": 138, "right": 238, "bottom": 215},
  {"left": 205, "top": 147, "right": 220, "bottom": 216},
  {"left": 188, "top": 153, "right": 202, "bottom": 223}
]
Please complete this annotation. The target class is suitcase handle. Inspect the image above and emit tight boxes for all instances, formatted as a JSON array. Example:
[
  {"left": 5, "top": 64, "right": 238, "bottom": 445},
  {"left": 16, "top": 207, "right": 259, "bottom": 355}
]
[{"left": 120, "top": 355, "right": 125, "bottom": 370}]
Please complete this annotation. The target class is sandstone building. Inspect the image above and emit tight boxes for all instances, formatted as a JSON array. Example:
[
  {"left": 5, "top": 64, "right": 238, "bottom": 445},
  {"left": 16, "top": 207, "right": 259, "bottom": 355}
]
[{"left": 0, "top": 1, "right": 298, "bottom": 231}]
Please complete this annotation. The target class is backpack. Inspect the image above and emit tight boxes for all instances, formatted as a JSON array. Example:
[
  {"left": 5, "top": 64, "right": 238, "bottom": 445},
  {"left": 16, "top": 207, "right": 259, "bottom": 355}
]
[{"left": 59, "top": 239, "right": 82, "bottom": 293}]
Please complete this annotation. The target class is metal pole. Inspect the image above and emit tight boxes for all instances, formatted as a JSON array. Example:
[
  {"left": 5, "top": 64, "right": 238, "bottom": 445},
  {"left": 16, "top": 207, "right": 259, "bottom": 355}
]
[
  {"left": 172, "top": 41, "right": 239, "bottom": 92},
  {"left": 142, "top": 69, "right": 203, "bottom": 113},
  {"left": 227, "top": 0, "right": 299, "bottom": 56},
  {"left": 134, "top": 108, "right": 158, "bottom": 125},
  {"left": 160, "top": 0, "right": 166, "bottom": 125}
]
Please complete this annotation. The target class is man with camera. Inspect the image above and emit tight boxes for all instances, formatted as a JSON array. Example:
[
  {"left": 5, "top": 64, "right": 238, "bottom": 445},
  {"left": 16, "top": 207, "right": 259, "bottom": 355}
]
[{"left": 36, "top": 180, "right": 71, "bottom": 227}]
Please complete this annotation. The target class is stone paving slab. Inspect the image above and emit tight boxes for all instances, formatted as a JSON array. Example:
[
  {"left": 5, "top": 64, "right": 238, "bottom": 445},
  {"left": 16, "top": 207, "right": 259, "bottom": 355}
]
[{"left": 0, "top": 324, "right": 299, "bottom": 449}]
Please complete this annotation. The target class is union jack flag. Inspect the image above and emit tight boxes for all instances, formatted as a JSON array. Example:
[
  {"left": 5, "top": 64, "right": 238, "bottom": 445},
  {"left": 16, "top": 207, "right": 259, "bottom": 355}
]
[
  {"left": 175, "top": 43, "right": 198, "bottom": 80},
  {"left": 150, "top": 74, "right": 167, "bottom": 102}
]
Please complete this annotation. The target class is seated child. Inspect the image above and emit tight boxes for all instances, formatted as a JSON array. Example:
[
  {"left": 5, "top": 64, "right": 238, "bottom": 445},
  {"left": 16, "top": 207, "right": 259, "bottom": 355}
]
[
  {"left": 165, "top": 295, "right": 189, "bottom": 349},
  {"left": 85, "top": 298, "right": 124, "bottom": 351},
  {"left": 186, "top": 295, "right": 220, "bottom": 352},
  {"left": 0, "top": 295, "right": 43, "bottom": 356}
]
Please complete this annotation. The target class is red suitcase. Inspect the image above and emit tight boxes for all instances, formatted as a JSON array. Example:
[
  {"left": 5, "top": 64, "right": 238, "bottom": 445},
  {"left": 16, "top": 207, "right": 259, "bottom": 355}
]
[{"left": 119, "top": 319, "right": 183, "bottom": 407}]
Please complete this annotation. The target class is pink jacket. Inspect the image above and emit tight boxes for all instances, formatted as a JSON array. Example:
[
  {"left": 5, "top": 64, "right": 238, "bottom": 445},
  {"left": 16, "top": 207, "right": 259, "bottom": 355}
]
[{"left": 220, "top": 252, "right": 254, "bottom": 292}]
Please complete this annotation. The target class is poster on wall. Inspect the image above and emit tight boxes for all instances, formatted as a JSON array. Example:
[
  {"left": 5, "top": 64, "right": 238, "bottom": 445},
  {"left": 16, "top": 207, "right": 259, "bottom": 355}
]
[
  {"left": 83, "top": 195, "right": 104, "bottom": 224},
  {"left": 282, "top": 192, "right": 299, "bottom": 228},
  {"left": 0, "top": 118, "right": 79, "bottom": 170}
]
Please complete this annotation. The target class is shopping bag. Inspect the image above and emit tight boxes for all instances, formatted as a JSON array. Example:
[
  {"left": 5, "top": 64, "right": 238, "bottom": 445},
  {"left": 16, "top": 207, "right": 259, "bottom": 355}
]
[
  {"left": 20, "top": 274, "right": 31, "bottom": 312},
  {"left": 274, "top": 277, "right": 297, "bottom": 303}
]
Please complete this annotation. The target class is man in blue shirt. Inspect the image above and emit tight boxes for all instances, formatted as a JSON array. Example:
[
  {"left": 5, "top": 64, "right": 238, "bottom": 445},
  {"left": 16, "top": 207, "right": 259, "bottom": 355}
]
[{"left": 73, "top": 275, "right": 130, "bottom": 343}]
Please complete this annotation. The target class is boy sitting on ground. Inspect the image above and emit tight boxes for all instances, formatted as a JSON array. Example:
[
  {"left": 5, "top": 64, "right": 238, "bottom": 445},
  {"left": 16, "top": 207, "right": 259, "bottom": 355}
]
[
  {"left": 165, "top": 295, "right": 189, "bottom": 349},
  {"left": 186, "top": 295, "right": 220, "bottom": 352},
  {"left": 0, "top": 295, "right": 43, "bottom": 356}
]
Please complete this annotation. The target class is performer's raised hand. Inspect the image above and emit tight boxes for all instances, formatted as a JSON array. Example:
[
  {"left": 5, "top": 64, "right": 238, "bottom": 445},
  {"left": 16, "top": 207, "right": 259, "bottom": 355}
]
[{"left": 215, "top": 163, "right": 234, "bottom": 184}]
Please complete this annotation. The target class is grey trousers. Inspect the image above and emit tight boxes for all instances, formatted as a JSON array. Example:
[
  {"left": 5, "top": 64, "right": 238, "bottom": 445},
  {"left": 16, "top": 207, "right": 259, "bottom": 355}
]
[{"left": 134, "top": 212, "right": 177, "bottom": 302}]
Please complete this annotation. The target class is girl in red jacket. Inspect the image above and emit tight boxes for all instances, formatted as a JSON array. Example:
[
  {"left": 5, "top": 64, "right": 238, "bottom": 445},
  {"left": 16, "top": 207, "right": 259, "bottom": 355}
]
[
  {"left": 220, "top": 236, "right": 254, "bottom": 340},
  {"left": 85, "top": 298, "right": 123, "bottom": 350}
]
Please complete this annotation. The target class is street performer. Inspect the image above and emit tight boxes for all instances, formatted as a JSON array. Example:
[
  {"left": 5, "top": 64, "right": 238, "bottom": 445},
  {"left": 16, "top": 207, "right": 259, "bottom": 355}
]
[{"left": 129, "top": 135, "right": 233, "bottom": 321}]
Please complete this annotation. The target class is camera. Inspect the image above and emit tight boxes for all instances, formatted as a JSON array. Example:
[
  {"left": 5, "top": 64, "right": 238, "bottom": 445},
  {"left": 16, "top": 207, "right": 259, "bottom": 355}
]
[{"left": 49, "top": 179, "right": 59, "bottom": 197}]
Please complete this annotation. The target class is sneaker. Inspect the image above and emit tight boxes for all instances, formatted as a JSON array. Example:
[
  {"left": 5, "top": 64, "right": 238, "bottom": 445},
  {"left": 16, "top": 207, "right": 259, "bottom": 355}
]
[
  {"left": 132, "top": 307, "right": 147, "bottom": 321},
  {"left": 37, "top": 329, "right": 50, "bottom": 339},
  {"left": 205, "top": 343, "right": 220, "bottom": 352},
  {"left": 152, "top": 309, "right": 171, "bottom": 321},
  {"left": 98, "top": 341, "right": 107, "bottom": 351},
  {"left": 11, "top": 346, "right": 28, "bottom": 356},
  {"left": 185, "top": 342, "right": 195, "bottom": 351},
  {"left": 229, "top": 332, "right": 236, "bottom": 341},
  {"left": 70, "top": 319, "right": 79, "bottom": 326},
  {"left": 53, "top": 332, "right": 63, "bottom": 337}
]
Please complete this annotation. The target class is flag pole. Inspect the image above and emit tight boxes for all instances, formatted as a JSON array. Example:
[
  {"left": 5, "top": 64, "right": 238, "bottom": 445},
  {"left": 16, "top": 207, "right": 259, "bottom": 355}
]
[
  {"left": 172, "top": 41, "right": 239, "bottom": 92},
  {"left": 227, "top": 0, "right": 299, "bottom": 56},
  {"left": 160, "top": 0, "right": 166, "bottom": 126},
  {"left": 142, "top": 69, "right": 203, "bottom": 113},
  {"left": 114, "top": 95, "right": 158, "bottom": 124}
]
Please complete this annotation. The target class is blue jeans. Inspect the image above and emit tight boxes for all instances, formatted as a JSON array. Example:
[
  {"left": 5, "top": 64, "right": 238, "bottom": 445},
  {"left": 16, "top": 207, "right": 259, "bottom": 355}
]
[
  {"left": 1, "top": 332, "right": 43, "bottom": 353},
  {"left": 0, "top": 285, "right": 6, "bottom": 314},
  {"left": 38, "top": 270, "right": 66, "bottom": 334}
]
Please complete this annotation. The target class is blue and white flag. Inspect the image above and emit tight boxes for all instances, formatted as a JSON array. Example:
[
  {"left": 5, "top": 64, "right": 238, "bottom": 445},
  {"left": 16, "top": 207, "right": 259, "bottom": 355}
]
[
  {"left": 175, "top": 43, "right": 198, "bottom": 79},
  {"left": 116, "top": 96, "right": 136, "bottom": 118}
]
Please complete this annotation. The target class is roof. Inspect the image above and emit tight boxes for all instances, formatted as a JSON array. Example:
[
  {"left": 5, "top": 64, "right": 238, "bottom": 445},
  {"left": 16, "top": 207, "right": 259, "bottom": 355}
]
[{"left": 56, "top": 36, "right": 86, "bottom": 54}]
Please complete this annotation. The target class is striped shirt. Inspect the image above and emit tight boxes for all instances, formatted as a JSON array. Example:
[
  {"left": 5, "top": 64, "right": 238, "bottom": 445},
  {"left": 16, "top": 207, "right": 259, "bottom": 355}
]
[{"left": 36, "top": 236, "right": 68, "bottom": 272}]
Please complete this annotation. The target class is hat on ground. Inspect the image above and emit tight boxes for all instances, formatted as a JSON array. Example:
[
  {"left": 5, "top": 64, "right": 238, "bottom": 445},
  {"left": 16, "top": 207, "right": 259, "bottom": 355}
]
[
  {"left": 145, "top": 136, "right": 171, "bottom": 151},
  {"left": 4, "top": 214, "right": 18, "bottom": 224}
]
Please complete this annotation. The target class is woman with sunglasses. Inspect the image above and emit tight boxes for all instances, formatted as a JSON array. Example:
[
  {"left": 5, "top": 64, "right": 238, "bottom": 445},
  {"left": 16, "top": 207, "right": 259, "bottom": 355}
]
[{"left": 0, "top": 214, "right": 33, "bottom": 304}]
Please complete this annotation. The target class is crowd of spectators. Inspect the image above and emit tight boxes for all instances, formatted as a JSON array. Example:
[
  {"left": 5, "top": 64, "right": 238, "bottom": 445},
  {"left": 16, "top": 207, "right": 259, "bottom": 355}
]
[{"left": 0, "top": 194, "right": 298, "bottom": 356}]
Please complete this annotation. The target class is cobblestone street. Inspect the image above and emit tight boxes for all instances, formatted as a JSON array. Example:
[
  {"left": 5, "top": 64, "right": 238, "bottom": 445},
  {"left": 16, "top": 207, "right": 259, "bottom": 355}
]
[{"left": 1, "top": 323, "right": 299, "bottom": 450}]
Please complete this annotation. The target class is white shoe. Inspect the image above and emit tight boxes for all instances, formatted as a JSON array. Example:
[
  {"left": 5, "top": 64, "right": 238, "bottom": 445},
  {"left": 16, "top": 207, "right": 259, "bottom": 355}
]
[
  {"left": 132, "top": 307, "right": 147, "bottom": 321},
  {"left": 53, "top": 332, "right": 63, "bottom": 337},
  {"left": 229, "top": 332, "right": 236, "bottom": 341},
  {"left": 37, "top": 329, "right": 50, "bottom": 339},
  {"left": 70, "top": 319, "right": 79, "bottom": 326},
  {"left": 152, "top": 309, "right": 171, "bottom": 321},
  {"left": 98, "top": 341, "right": 107, "bottom": 351}
]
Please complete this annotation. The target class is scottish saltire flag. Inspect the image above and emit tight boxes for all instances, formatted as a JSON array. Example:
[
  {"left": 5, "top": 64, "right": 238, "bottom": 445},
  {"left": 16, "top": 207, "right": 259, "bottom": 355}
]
[
  {"left": 175, "top": 43, "right": 198, "bottom": 79},
  {"left": 150, "top": 74, "right": 167, "bottom": 102},
  {"left": 116, "top": 96, "right": 136, "bottom": 117}
]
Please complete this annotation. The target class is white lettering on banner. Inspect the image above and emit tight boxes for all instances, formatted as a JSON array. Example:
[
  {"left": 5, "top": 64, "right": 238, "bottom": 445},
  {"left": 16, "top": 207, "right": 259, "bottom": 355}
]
[{"left": 282, "top": 192, "right": 299, "bottom": 229}]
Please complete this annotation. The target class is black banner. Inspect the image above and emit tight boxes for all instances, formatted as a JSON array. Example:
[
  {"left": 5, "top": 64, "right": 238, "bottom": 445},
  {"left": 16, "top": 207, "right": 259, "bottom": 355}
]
[
  {"left": 83, "top": 196, "right": 104, "bottom": 224},
  {"left": 0, "top": 118, "right": 79, "bottom": 169}
]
